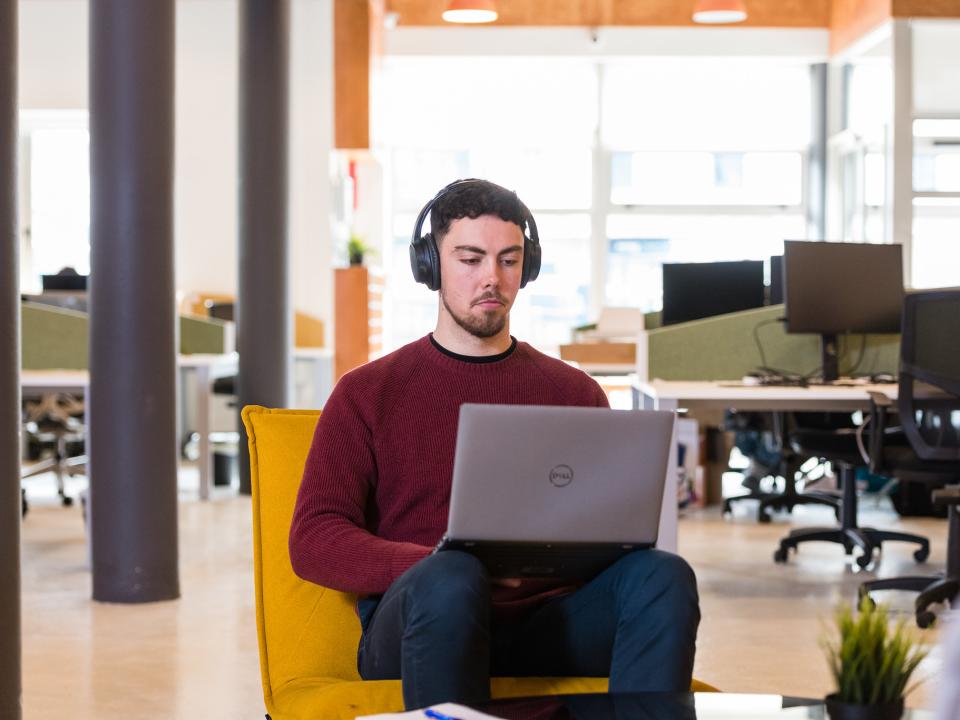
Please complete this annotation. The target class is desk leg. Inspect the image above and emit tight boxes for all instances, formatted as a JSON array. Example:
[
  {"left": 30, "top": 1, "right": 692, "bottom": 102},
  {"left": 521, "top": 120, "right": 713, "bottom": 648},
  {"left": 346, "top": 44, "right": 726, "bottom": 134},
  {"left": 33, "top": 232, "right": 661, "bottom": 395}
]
[
  {"left": 655, "top": 398, "right": 680, "bottom": 554},
  {"left": 634, "top": 387, "right": 656, "bottom": 411},
  {"left": 196, "top": 365, "right": 211, "bottom": 501}
]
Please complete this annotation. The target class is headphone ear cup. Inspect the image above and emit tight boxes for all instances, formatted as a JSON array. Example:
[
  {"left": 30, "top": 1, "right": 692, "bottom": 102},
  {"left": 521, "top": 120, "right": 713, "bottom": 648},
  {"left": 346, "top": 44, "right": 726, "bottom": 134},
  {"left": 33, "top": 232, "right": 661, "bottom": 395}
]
[
  {"left": 409, "top": 234, "right": 435, "bottom": 290},
  {"left": 410, "top": 232, "right": 442, "bottom": 291},
  {"left": 424, "top": 233, "right": 441, "bottom": 291},
  {"left": 521, "top": 236, "right": 542, "bottom": 288},
  {"left": 410, "top": 237, "right": 427, "bottom": 285}
]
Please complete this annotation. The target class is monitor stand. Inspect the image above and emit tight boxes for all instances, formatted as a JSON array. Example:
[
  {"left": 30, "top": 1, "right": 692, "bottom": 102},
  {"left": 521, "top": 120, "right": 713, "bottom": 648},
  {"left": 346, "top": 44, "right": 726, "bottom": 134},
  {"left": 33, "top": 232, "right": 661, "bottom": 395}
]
[{"left": 820, "top": 333, "right": 840, "bottom": 383}]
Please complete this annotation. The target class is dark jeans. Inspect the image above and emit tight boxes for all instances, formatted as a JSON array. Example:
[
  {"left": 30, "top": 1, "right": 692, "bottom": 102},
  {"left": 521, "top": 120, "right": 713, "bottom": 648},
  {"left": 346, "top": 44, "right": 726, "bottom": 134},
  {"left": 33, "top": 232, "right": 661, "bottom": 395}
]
[{"left": 357, "top": 549, "right": 701, "bottom": 710}]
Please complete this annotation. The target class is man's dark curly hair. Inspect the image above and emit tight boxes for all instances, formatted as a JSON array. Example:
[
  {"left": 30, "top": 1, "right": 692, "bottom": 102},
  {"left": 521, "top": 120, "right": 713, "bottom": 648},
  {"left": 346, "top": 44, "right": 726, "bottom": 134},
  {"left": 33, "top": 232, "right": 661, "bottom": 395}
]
[{"left": 430, "top": 179, "right": 528, "bottom": 244}]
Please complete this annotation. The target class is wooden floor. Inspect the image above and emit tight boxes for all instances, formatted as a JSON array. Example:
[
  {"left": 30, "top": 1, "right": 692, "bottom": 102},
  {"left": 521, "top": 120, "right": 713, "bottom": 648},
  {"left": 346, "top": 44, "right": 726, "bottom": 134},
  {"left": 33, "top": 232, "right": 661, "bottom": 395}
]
[{"left": 20, "top": 472, "right": 950, "bottom": 719}]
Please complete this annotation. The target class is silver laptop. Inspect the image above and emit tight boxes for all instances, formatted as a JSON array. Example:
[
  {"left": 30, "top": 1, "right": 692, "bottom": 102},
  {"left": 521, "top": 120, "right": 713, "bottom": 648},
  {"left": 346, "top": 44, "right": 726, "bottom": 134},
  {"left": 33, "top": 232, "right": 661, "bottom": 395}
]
[{"left": 434, "top": 404, "right": 675, "bottom": 580}]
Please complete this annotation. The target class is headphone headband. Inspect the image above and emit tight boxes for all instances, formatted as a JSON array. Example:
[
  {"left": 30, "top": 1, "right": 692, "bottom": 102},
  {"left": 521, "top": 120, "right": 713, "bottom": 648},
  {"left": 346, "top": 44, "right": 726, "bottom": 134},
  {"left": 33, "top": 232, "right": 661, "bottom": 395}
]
[{"left": 409, "top": 179, "right": 541, "bottom": 291}]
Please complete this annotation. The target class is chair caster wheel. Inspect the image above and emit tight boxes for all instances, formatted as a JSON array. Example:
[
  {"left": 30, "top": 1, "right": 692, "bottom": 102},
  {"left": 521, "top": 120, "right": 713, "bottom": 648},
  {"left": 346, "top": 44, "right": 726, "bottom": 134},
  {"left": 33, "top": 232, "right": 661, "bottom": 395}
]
[
  {"left": 61, "top": 496, "right": 74, "bottom": 507},
  {"left": 916, "top": 610, "right": 937, "bottom": 629},
  {"left": 856, "top": 552, "right": 873, "bottom": 570},
  {"left": 774, "top": 547, "right": 789, "bottom": 563},
  {"left": 758, "top": 511, "right": 771, "bottom": 524},
  {"left": 914, "top": 547, "right": 929, "bottom": 563}
]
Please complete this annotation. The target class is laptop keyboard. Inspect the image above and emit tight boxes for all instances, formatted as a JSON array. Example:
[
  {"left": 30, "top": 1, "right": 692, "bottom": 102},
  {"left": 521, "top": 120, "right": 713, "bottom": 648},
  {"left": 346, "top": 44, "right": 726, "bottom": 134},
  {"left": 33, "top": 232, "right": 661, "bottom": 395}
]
[{"left": 436, "top": 538, "right": 646, "bottom": 579}]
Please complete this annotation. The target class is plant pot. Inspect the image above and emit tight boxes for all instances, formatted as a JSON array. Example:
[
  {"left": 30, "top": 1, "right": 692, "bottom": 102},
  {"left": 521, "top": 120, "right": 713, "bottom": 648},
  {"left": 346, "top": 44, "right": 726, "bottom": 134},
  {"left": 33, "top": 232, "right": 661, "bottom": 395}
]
[
  {"left": 348, "top": 254, "right": 363, "bottom": 266},
  {"left": 825, "top": 694, "right": 904, "bottom": 720}
]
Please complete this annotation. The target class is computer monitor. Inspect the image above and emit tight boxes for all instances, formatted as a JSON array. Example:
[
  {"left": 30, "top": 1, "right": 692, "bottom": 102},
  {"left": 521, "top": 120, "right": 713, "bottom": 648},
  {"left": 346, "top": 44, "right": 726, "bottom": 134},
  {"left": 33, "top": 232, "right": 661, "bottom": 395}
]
[
  {"left": 768, "top": 255, "right": 784, "bottom": 305},
  {"left": 661, "top": 260, "right": 765, "bottom": 326},
  {"left": 783, "top": 240, "right": 904, "bottom": 382},
  {"left": 41, "top": 273, "right": 87, "bottom": 292}
]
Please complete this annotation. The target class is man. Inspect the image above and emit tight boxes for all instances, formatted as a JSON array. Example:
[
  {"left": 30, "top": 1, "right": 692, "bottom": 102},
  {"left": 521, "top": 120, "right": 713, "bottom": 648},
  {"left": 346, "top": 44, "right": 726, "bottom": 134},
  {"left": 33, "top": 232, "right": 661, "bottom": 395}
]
[{"left": 289, "top": 179, "right": 700, "bottom": 710}]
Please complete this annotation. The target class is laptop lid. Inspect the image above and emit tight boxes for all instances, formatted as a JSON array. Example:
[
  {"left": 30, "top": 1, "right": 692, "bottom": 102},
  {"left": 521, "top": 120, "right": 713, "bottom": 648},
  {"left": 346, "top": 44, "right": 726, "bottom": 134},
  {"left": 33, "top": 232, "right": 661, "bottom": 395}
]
[{"left": 446, "top": 404, "right": 675, "bottom": 546}]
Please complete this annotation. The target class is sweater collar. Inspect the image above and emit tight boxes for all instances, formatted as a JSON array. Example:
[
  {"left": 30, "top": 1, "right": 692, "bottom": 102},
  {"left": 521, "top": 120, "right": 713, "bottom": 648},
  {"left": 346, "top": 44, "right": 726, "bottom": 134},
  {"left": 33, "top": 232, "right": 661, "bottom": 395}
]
[{"left": 428, "top": 333, "right": 518, "bottom": 364}]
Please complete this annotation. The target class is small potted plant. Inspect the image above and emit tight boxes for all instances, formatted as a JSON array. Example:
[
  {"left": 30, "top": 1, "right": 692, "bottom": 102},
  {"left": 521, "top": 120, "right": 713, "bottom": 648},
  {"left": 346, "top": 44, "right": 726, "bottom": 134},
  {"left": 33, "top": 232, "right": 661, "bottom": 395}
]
[
  {"left": 823, "top": 599, "right": 928, "bottom": 720},
  {"left": 347, "top": 234, "right": 373, "bottom": 266}
]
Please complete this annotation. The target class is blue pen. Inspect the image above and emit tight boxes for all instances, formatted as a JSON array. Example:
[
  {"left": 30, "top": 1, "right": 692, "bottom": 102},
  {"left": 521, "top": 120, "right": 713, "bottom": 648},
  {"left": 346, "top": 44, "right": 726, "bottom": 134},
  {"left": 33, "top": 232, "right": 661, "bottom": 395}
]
[{"left": 423, "top": 708, "right": 463, "bottom": 720}]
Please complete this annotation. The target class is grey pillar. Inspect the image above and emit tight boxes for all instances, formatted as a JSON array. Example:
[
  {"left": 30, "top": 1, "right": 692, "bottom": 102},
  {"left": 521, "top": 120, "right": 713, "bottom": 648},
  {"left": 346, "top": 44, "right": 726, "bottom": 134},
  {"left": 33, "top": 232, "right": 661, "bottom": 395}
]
[
  {"left": 808, "top": 63, "right": 828, "bottom": 240},
  {"left": 89, "top": 0, "right": 179, "bottom": 602},
  {"left": 0, "top": 0, "right": 22, "bottom": 714},
  {"left": 238, "top": 0, "right": 292, "bottom": 495}
]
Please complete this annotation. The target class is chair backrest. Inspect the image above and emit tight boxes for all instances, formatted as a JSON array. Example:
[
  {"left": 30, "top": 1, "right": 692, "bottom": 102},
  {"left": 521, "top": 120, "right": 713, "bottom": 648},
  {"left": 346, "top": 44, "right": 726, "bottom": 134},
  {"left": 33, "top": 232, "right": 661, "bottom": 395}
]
[
  {"left": 898, "top": 290, "right": 960, "bottom": 462},
  {"left": 242, "top": 406, "right": 365, "bottom": 705}
]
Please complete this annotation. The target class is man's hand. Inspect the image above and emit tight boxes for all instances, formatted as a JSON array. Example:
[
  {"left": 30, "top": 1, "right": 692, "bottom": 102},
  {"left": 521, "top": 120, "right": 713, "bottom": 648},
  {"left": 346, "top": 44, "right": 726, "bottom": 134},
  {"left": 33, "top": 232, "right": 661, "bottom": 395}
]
[{"left": 491, "top": 578, "right": 522, "bottom": 588}]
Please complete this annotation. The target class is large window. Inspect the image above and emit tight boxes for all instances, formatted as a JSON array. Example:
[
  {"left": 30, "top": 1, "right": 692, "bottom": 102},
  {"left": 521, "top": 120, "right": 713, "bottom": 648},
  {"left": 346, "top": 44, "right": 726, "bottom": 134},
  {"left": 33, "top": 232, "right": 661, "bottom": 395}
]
[
  {"left": 20, "top": 113, "right": 91, "bottom": 291},
  {"left": 378, "top": 57, "right": 812, "bottom": 352},
  {"left": 379, "top": 58, "right": 597, "bottom": 351},
  {"left": 836, "top": 25, "right": 960, "bottom": 289},
  {"left": 600, "top": 60, "right": 810, "bottom": 312}
]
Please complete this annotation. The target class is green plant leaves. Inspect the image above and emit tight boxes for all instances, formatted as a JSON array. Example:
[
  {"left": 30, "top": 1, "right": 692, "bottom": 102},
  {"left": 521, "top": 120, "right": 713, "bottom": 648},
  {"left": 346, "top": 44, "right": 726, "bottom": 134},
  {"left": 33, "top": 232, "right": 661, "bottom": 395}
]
[{"left": 824, "top": 598, "right": 929, "bottom": 705}]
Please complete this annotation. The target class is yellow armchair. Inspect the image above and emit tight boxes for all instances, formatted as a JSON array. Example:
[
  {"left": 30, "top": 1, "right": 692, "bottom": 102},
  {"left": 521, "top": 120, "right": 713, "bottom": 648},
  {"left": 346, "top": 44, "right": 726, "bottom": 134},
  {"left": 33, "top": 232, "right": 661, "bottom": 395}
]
[{"left": 242, "top": 405, "right": 713, "bottom": 720}]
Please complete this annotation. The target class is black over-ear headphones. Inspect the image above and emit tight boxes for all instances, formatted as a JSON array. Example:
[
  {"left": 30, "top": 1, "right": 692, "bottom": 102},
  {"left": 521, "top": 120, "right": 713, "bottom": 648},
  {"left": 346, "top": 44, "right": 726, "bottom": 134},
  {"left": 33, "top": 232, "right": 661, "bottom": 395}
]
[{"left": 409, "top": 178, "right": 542, "bottom": 292}]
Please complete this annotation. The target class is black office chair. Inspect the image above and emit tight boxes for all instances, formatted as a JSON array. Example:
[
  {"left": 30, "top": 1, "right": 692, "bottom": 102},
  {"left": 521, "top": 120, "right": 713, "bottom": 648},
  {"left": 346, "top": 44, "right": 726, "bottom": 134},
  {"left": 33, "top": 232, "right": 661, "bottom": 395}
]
[
  {"left": 723, "top": 410, "right": 842, "bottom": 522},
  {"left": 773, "top": 422, "right": 929, "bottom": 568},
  {"left": 21, "top": 392, "right": 87, "bottom": 515},
  {"left": 858, "top": 290, "right": 960, "bottom": 627}
]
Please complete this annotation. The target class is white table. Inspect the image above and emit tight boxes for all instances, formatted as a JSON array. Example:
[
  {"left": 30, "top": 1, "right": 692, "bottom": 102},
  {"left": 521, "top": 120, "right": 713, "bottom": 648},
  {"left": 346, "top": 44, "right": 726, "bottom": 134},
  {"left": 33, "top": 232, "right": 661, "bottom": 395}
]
[
  {"left": 20, "top": 370, "right": 89, "bottom": 396},
  {"left": 22, "top": 350, "right": 334, "bottom": 501},
  {"left": 22, "top": 358, "right": 238, "bottom": 502},
  {"left": 633, "top": 380, "right": 898, "bottom": 553},
  {"left": 177, "top": 353, "right": 239, "bottom": 499}
]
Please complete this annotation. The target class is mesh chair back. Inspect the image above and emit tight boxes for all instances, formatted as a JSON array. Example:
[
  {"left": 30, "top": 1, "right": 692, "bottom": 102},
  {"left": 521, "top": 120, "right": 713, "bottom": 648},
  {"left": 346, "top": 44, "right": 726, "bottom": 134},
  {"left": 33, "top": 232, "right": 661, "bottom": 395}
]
[{"left": 898, "top": 290, "right": 960, "bottom": 461}]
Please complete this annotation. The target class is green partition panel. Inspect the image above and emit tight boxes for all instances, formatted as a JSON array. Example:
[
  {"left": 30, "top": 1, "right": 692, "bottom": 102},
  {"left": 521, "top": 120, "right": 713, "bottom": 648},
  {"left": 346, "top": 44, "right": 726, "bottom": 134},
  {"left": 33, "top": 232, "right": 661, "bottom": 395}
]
[
  {"left": 21, "top": 302, "right": 88, "bottom": 369},
  {"left": 643, "top": 310, "right": 662, "bottom": 330},
  {"left": 179, "top": 314, "right": 229, "bottom": 355},
  {"left": 646, "top": 305, "right": 900, "bottom": 381},
  {"left": 21, "top": 302, "right": 229, "bottom": 369}
]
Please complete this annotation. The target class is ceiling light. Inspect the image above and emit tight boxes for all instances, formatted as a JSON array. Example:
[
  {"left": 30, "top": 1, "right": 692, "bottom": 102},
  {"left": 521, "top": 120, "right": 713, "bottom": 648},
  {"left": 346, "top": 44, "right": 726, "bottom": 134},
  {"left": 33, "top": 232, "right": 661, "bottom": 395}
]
[
  {"left": 442, "top": 0, "right": 498, "bottom": 24},
  {"left": 692, "top": 0, "right": 747, "bottom": 24}
]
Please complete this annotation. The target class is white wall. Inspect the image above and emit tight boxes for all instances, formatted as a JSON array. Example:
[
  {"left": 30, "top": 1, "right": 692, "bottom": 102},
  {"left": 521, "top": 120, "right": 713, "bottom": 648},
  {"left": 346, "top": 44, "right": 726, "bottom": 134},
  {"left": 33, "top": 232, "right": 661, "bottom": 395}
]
[
  {"left": 289, "top": 0, "right": 335, "bottom": 337},
  {"left": 18, "top": 0, "right": 88, "bottom": 109},
  {"left": 913, "top": 19, "right": 960, "bottom": 114},
  {"left": 174, "top": 0, "right": 239, "bottom": 301},
  {"left": 18, "top": 0, "right": 334, "bottom": 333},
  {"left": 384, "top": 26, "right": 829, "bottom": 59}
]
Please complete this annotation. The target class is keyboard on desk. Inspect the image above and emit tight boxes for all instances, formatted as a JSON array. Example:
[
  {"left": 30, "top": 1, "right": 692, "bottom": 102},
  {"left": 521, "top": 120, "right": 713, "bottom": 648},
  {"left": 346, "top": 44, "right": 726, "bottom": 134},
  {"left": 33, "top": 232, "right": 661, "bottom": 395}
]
[{"left": 724, "top": 374, "right": 898, "bottom": 388}]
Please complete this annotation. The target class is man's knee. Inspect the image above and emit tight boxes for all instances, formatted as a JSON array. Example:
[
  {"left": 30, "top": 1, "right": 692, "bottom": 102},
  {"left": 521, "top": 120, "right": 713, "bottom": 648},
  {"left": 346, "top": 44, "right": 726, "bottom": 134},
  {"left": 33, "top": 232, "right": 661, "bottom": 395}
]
[
  {"left": 403, "top": 551, "right": 491, "bottom": 620},
  {"left": 617, "top": 550, "right": 699, "bottom": 609}
]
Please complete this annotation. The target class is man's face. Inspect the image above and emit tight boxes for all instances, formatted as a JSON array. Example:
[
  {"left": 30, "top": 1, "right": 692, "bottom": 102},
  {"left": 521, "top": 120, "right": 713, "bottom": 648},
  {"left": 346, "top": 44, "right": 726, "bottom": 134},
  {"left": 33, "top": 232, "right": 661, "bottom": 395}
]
[{"left": 437, "top": 215, "right": 524, "bottom": 339}]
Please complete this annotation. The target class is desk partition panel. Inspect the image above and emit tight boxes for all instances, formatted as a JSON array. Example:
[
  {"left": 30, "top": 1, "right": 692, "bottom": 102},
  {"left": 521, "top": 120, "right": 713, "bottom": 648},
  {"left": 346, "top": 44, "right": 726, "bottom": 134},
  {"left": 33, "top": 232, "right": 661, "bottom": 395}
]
[{"left": 643, "top": 305, "right": 900, "bottom": 382}]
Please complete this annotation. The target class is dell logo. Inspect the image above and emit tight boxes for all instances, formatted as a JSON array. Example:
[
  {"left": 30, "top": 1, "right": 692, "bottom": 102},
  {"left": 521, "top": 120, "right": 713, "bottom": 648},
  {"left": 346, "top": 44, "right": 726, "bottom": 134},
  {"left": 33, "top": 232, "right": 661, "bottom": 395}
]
[{"left": 549, "top": 464, "right": 573, "bottom": 487}]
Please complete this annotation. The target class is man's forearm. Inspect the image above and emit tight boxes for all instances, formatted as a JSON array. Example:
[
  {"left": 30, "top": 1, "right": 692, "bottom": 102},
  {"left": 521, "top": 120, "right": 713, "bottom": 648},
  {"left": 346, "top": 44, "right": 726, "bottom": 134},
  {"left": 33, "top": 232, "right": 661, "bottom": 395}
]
[{"left": 289, "top": 518, "right": 432, "bottom": 594}]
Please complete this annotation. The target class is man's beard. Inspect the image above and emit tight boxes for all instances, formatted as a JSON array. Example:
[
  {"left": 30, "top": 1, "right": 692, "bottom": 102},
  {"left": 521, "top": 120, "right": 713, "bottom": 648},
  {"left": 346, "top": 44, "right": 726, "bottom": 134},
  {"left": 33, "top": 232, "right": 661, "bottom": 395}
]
[{"left": 441, "top": 290, "right": 507, "bottom": 339}]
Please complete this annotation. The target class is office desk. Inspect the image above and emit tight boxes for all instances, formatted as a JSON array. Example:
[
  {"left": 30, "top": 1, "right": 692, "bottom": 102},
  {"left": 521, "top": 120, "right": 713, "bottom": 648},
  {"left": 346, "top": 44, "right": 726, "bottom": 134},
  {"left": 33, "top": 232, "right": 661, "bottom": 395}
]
[
  {"left": 633, "top": 380, "right": 898, "bottom": 553},
  {"left": 22, "top": 351, "right": 334, "bottom": 501},
  {"left": 20, "top": 370, "right": 89, "bottom": 396},
  {"left": 22, "top": 358, "right": 237, "bottom": 502},
  {"left": 177, "top": 353, "right": 239, "bottom": 499}
]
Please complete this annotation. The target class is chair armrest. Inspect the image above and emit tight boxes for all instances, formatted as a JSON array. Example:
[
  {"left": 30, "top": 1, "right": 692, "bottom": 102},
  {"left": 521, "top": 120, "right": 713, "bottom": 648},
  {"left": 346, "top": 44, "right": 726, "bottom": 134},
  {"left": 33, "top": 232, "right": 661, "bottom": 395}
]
[
  {"left": 933, "top": 484, "right": 960, "bottom": 507},
  {"left": 867, "top": 396, "right": 891, "bottom": 474}
]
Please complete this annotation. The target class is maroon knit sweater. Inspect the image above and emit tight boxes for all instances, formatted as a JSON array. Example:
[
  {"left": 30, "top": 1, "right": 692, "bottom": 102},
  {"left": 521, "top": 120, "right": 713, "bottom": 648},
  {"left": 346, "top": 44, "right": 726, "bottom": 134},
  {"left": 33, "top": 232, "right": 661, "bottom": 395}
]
[{"left": 289, "top": 334, "right": 609, "bottom": 616}]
